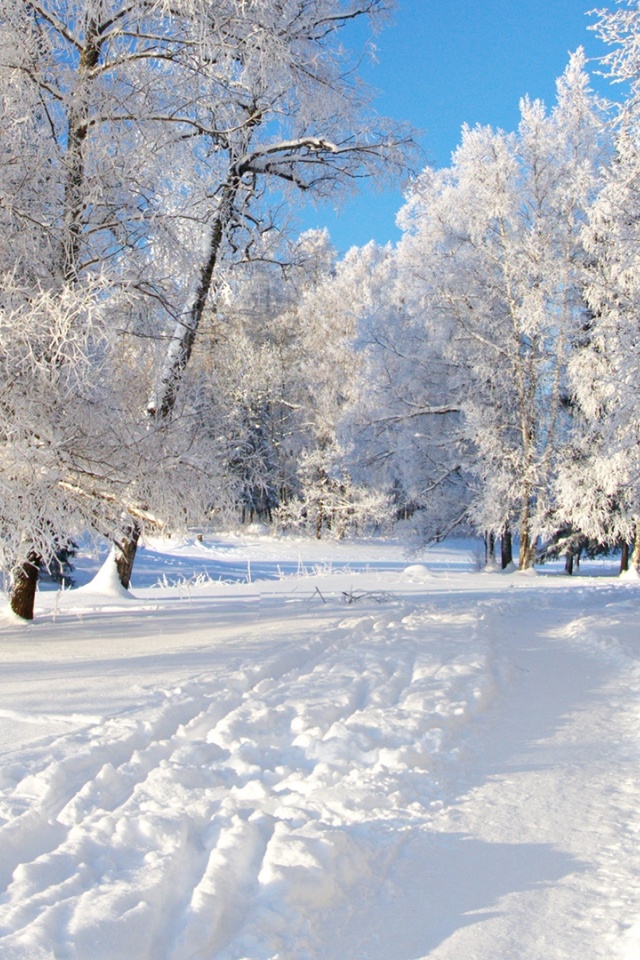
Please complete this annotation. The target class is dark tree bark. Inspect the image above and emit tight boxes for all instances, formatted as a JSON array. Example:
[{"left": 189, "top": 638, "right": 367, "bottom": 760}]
[
  {"left": 115, "top": 521, "right": 141, "bottom": 589},
  {"left": 62, "top": 18, "right": 102, "bottom": 282},
  {"left": 564, "top": 550, "right": 574, "bottom": 575},
  {"left": 485, "top": 531, "right": 496, "bottom": 567},
  {"left": 518, "top": 494, "right": 537, "bottom": 570},
  {"left": 10, "top": 552, "right": 41, "bottom": 620},
  {"left": 501, "top": 526, "right": 513, "bottom": 569},
  {"left": 620, "top": 541, "right": 630, "bottom": 574}
]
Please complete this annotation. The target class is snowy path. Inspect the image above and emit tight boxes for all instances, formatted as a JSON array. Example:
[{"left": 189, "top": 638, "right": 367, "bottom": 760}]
[
  {"left": 1, "top": 546, "right": 640, "bottom": 959},
  {"left": 338, "top": 594, "right": 640, "bottom": 959}
]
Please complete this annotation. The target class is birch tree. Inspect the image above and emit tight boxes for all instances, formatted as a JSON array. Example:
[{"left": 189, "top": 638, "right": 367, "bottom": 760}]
[
  {"left": 563, "top": 2, "right": 640, "bottom": 569},
  {"left": 146, "top": 0, "right": 416, "bottom": 421},
  {"left": 391, "top": 51, "right": 607, "bottom": 567}
]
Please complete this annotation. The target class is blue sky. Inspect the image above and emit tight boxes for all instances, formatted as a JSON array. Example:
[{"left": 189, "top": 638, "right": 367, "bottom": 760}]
[{"left": 300, "top": 0, "right": 610, "bottom": 254}]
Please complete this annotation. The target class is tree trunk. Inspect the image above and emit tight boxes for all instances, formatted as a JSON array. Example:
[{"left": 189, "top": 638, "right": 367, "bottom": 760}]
[
  {"left": 564, "top": 550, "right": 574, "bottom": 575},
  {"left": 485, "top": 531, "right": 496, "bottom": 567},
  {"left": 501, "top": 526, "right": 513, "bottom": 569},
  {"left": 519, "top": 529, "right": 536, "bottom": 570},
  {"left": 10, "top": 552, "right": 41, "bottom": 621},
  {"left": 115, "top": 522, "right": 141, "bottom": 589},
  {"left": 631, "top": 528, "right": 640, "bottom": 573},
  {"left": 518, "top": 498, "right": 536, "bottom": 570},
  {"left": 147, "top": 179, "right": 239, "bottom": 420},
  {"left": 63, "top": 25, "right": 101, "bottom": 281},
  {"left": 620, "top": 541, "right": 630, "bottom": 574}
]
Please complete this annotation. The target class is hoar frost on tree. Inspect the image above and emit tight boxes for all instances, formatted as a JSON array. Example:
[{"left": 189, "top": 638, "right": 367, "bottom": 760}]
[
  {"left": 343, "top": 242, "right": 469, "bottom": 546},
  {"left": 382, "top": 51, "right": 608, "bottom": 568},
  {"left": 0, "top": 0, "right": 240, "bottom": 616},
  {"left": 145, "top": 0, "right": 417, "bottom": 422},
  {"left": 560, "top": 2, "right": 640, "bottom": 572},
  {"left": 273, "top": 242, "right": 393, "bottom": 538},
  {"left": 0, "top": 0, "right": 416, "bottom": 617}
]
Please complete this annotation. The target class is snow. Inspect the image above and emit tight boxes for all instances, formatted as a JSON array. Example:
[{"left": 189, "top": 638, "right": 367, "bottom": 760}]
[{"left": 1, "top": 534, "right": 639, "bottom": 959}]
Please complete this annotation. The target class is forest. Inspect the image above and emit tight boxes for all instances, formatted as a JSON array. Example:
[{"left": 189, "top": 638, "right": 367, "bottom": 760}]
[{"left": 3, "top": 0, "right": 640, "bottom": 620}]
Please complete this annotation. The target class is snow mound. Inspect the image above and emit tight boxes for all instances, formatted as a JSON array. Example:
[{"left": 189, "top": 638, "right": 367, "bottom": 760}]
[
  {"left": 77, "top": 550, "right": 134, "bottom": 599},
  {"left": 401, "top": 563, "right": 432, "bottom": 582}
]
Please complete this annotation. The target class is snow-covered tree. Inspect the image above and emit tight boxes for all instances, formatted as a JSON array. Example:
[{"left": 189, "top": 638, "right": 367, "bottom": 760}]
[
  {"left": 343, "top": 242, "right": 469, "bottom": 545},
  {"left": 0, "top": 1, "right": 415, "bottom": 615},
  {"left": 146, "top": 0, "right": 417, "bottom": 421},
  {"left": 387, "top": 51, "right": 607, "bottom": 567},
  {"left": 272, "top": 241, "right": 396, "bottom": 537},
  {"left": 562, "top": 3, "right": 640, "bottom": 568},
  {"left": 0, "top": 0, "right": 226, "bottom": 614}
]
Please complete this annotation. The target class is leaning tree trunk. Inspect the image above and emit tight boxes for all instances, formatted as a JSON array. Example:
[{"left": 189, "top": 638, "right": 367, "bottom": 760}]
[
  {"left": 10, "top": 552, "right": 41, "bottom": 621},
  {"left": 147, "top": 178, "right": 239, "bottom": 420},
  {"left": 136, "top": 181, "right": 238, "bottom": 587},
  {"left": 115, "top": 521, "right": 141, "bottom": 590}
]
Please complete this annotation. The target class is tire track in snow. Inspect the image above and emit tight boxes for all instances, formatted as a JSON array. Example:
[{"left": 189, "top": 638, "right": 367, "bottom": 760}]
[
  {"left": 0, "top": 597, "right": 500, "bottom": 960},
  {"left": 332, "top": 591, "right": 640, "bottom": 960},
  {"left": 0, "top": 631, "right": 342, "bottom": 946}
]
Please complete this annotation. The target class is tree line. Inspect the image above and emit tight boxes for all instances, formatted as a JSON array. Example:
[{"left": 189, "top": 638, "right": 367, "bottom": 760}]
[
  {"left": 3, "top": 1, "right": 640, "bottom": 620},
  {"left": 312, "top": 12, "right": 640, "bottom": 579}
]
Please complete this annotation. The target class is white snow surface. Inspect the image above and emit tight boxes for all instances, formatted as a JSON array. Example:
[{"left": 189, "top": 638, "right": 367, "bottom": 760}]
[{"left": 1, "top": 533, "right": 640, "bottom": 959}]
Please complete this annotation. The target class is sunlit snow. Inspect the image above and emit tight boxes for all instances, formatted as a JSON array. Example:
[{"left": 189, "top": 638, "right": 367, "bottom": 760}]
[{"left": 1, "top": 534, "right": 639, "bottom": 959}]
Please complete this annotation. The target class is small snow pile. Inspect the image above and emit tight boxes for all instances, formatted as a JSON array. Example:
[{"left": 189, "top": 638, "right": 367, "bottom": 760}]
[
  {"left": 401, "top": 563, "right": 432, "bottom": 582},
  {"left": 76, "top": 549, "right": 134, "bottom": 599}
]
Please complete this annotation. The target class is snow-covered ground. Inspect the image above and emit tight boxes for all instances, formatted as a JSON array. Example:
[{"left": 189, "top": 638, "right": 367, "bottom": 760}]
[{"left": 1, "top": 532, "right": 639, "bottom": 960}]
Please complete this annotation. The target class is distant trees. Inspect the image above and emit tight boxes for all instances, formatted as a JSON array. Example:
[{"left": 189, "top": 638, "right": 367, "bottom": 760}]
[{"left": 347, "top": 51, "right": 609, "bottom": 568}]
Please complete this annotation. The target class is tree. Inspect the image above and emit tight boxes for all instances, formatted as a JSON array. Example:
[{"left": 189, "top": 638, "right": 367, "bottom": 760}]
[
  {"left": 342, "top": 242, "right": 469, "bottom": 545},
  {"left": 146, "top": 0, "right": 417, "bottom": 421},
  {"left": 568, "top": 139, "right": 640, "bottom": 568},
  {"left": 388, "top": 51, "right": 607, "bottom": 567},
  {"left": 554, "top": 2, "right": 640, "bottom": 573},
  {"left": 0, "top": 0, "right": 415, "bottom": 615}
]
